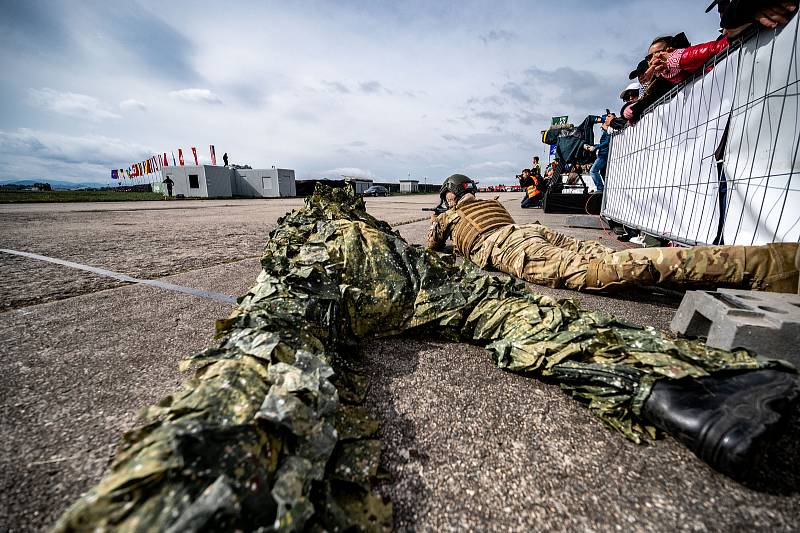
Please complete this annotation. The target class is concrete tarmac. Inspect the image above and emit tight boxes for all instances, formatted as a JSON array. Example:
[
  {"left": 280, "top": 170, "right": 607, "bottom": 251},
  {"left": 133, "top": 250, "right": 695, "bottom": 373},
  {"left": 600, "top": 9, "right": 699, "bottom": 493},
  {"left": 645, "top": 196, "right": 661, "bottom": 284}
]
[{"left": 1, "top": 193, "right": 798, "bottom": 531}]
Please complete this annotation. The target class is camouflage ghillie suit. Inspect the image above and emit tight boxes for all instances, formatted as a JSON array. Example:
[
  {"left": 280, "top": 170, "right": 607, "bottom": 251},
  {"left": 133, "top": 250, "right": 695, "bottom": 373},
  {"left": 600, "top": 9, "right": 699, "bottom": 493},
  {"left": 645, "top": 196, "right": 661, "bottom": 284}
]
[
  {"left": 427, "top": 194, "right": 799, "bottom": 293},
  {"left": 55, "top": 186, "right": 789, "bottom": 531}
]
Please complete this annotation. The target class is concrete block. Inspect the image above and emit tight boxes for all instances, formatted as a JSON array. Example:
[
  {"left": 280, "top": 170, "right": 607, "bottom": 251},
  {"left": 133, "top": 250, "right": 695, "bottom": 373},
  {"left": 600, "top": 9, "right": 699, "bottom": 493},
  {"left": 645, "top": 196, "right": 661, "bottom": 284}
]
[
  {"left": 671, "top": 289, "right": 800, "bottom": 365},
  {"left": 565, "top": 215, "right": 609, "bottom": 230}
]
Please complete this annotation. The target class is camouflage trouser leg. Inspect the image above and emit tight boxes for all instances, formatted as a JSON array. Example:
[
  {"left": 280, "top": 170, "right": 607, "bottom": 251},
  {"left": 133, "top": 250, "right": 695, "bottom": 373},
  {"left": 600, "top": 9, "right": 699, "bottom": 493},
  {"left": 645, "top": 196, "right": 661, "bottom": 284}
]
[
  {"left": 586, "top": 245, "right": 747, "bottom": 291},
  {"left": 475, "top": 224, "right": 616, "bottom": 290},
  {"left": 537, "top": 225, "right": 612, "bottom": 259}
]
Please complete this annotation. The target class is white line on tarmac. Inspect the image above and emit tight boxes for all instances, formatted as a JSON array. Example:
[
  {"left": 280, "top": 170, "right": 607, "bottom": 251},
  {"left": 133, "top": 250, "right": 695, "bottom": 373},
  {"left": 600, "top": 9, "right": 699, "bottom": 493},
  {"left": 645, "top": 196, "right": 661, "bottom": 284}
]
[{"left": 0, "top": 248, "right": 238, "bottom": 305}]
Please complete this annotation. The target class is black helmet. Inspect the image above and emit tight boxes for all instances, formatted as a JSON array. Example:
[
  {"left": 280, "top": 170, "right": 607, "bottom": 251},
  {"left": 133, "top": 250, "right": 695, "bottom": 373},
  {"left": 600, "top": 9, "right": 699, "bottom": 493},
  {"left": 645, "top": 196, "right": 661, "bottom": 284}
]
[{"left": 439, "top": 174, "right": 478, "bottom": 206}]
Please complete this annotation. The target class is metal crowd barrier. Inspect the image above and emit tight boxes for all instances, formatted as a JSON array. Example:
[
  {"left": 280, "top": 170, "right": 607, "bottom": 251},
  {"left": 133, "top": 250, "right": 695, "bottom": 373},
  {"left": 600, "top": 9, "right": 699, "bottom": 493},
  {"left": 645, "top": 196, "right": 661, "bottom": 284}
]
[{"left": 602, "top": 13, "right": 800, "bottom": 246}]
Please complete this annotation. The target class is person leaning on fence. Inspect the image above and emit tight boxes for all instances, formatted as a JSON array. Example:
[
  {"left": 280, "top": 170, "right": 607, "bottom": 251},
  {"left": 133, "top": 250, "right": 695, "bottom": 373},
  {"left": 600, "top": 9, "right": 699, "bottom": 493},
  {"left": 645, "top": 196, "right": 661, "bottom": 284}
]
[
  {"left": 624, "top": 33, "right": 691, "bottom": 122},
  {"left": 650, "top": 36, "right": 730, "bottom": 85},
  {"left": 709, "top": 0, "right": 798, "bottom": 36},
  {"left": 428, "top": 174, "right": 800, "bottom": 294}
]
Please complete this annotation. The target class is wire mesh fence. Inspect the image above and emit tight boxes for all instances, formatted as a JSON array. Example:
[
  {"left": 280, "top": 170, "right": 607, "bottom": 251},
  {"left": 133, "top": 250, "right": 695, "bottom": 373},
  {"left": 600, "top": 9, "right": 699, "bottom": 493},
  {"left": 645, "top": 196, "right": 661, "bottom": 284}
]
[{"left": 602, "top": 14, "right": 800, "bottom": 246}]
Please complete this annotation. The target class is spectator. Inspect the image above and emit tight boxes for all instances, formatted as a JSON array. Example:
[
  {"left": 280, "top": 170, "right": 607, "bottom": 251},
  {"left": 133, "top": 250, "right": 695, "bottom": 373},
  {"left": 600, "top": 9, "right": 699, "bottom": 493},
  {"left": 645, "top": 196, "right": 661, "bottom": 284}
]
[
  {"left": 566, "top": 164, "right": 583, "bottom": 186},
  {"left": 709, "top": 0, "right": 798, "bottom": 36},
  {"left": 651, "top": 36, "right": 730, "bottom": 84},
  {"left": 625, "top": 33, "right": 688, "bottom": 123},
  {"left": 518, "top": 169, "right": 534, "bottom": 187},
  {"left": 517, "top": 169, "right": 533, "bottom": 199},
  {"left": 521, "top": 172, "right": 545, "bottom": 208},
  {"left": 531, "top": 156, "right": 542, "bottom": 178},
  {"left": 620, "top": 82, "right": 640, "bottom": 104},
  {"left": 628, "top": 59, "right": 651, "bottom": 98},
  {"left": 585, "top": 114, "right": 615, "bottom": 192},
  {"left": 544, "top": 157, "right": 563, "bottom": 181}
]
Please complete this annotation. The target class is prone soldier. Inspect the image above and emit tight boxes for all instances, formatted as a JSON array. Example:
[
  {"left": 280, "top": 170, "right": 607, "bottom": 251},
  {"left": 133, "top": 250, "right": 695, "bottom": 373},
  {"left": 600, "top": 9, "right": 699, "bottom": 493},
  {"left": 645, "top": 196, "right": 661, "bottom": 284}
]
[{"left": 428, "top": 174, "right": 799, "bottom": 294}]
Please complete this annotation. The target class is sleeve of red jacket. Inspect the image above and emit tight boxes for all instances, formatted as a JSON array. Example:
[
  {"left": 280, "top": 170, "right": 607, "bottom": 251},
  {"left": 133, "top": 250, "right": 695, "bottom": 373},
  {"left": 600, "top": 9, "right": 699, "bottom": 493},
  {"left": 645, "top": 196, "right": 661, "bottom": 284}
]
[{"left": 679, "top": 37, "right": 729, "bottom": 74}]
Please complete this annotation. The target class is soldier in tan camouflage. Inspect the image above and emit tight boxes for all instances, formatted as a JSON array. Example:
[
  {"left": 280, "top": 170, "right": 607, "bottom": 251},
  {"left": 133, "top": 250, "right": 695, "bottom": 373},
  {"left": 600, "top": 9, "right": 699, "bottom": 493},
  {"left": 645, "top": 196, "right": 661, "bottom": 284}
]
[{"left": 428, "top": 174, "right": 800, "bottom": 293}]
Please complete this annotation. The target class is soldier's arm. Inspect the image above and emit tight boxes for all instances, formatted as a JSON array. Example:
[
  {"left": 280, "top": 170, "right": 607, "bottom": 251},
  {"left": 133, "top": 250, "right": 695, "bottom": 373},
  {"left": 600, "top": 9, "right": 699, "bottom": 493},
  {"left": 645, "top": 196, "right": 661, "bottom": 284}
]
[{"left": 427, "top": 212, "right": 449, "bottom": 251}]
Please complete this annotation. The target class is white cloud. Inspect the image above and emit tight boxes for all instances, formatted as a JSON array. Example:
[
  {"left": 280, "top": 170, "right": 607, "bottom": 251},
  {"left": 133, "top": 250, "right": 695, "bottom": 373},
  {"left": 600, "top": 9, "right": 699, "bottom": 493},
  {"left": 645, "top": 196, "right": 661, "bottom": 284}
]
[
  {"left": 0, "top": 128, "right": 154, "bottom": 168},
  {"left": 26, "top": 87, "right": 121, "bottom": 121},
  {"left": 119, "top": 98, "right": 147, "bottom": 112},
  {"left": 168, "top": 88, "right": 222, "bottom": 104}
]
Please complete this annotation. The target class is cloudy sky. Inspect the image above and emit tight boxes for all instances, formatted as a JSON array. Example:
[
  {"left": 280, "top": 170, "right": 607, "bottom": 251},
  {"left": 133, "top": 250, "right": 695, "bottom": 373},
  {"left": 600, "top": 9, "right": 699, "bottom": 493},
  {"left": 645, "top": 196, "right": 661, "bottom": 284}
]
[{"left": 0, "top": 0, "right": 722, "bottom": 185}]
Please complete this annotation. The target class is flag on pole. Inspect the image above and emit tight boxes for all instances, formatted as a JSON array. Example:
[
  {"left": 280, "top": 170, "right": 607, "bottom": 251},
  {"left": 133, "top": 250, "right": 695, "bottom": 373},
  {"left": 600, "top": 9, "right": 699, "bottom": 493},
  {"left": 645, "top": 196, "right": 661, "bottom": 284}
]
[
  {"left": 172, "top": 152, "right": 176, "bottom": 166},
  {"left": 178, "top": 149, "right": 185, "bottom": 166},
  {"left": 144, "top": 160, "right": 150, "bottom": 174},
  {"left": 210, "top": 145, "right": 216, "bottom": 166},
  {"left": 191, "top": 147, "right": 198, "bottom": 165},
  {"left": 111, "top": 169, "right": 118, "bottom": 179}
]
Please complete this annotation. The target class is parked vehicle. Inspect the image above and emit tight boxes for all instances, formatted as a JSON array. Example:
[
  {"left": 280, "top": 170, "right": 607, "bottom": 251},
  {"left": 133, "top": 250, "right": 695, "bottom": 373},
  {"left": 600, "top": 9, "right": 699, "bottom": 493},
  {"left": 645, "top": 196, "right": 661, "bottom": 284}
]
[{"left": 362, "top": 185, "right": 389, "bottom": 197}]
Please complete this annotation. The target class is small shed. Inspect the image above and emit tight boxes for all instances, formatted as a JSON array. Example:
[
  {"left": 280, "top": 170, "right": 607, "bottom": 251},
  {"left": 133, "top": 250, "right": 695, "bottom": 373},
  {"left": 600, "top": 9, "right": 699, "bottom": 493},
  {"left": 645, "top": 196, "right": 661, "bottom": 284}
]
[
  {"left": 344, "top": 177, "right": 374, "bottom": 194},
  {"left": 399, "top": 179, "right": 419, "bottom": 193}
]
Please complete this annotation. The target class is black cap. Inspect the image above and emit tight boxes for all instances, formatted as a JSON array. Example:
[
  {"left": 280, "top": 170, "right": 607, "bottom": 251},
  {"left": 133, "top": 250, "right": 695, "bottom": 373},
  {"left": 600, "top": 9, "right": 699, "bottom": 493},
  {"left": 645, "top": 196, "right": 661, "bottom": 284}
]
[{"left": 628, "top": 59, "right": 649, "bottom": 80}]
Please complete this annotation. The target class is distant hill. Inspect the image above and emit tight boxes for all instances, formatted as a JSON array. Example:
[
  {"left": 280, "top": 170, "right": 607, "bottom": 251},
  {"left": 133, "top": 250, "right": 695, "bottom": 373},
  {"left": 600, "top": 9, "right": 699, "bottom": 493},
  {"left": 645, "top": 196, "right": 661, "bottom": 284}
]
[{"left": 0, "top": 179, "right": 109, "bottom": 190}]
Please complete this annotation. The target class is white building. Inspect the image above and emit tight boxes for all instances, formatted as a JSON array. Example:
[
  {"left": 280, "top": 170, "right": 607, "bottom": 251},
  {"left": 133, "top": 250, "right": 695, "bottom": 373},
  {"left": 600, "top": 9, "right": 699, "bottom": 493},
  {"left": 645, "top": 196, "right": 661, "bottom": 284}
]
[
  {"left": 160, "top": 165, "right": 296, "bottom": 198},
  {"left": 399, "top": 179, "right": 419, "bottom": 192}
]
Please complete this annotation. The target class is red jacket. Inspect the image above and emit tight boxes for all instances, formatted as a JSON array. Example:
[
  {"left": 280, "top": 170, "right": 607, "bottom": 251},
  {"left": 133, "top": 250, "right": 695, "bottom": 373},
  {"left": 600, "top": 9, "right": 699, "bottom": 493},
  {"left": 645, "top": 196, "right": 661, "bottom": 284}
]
[
  {"left": 681, "top": 36, "right": 729, "bottom": 73},
  {"left": 664, "top": 36, "right": 730, "bottom": 84}
]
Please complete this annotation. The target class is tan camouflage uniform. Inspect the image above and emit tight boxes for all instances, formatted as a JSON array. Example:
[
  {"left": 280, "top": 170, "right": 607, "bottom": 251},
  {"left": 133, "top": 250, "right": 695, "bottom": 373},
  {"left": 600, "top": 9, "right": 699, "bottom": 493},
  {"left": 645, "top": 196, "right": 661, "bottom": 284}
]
[{"left": 428, "top": 195, "right": 799, "bottom": 293}]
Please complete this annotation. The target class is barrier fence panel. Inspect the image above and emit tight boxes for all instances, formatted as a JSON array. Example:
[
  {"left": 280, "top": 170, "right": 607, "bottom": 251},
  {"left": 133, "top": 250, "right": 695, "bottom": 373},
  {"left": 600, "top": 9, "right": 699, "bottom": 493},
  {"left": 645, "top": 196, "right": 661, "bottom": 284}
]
[{"left": 602, "top": 14, "right": 800, "bottom": 246}]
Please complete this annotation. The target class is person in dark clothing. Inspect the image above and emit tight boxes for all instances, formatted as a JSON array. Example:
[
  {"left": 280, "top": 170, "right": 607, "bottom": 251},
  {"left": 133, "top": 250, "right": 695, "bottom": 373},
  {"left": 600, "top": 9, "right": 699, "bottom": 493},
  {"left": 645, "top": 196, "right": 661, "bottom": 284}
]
[
  {"left": 162, "top": 176, "right": 174, "bottom": 198},
  {"left": 518, "top": 169, "right": 541, "bottom": 208},
  {"left": 223, "top": 152, "right": 229, "bottom": 167},
  {"left": 518, "top": 168, "right": 534, "bottom": 188},
  {"left": 531, "top": 156, "right": 542, "bottom": 178},
  {"left": 708, "top": 0, "right": 797, "bottom": 36}
]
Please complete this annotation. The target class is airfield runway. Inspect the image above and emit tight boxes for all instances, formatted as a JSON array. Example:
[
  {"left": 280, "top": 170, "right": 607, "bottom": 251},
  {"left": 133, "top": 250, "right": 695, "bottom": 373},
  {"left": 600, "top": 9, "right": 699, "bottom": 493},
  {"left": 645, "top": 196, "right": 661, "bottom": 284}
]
[{"left": 2, "top": 193, "right": 799, "bottom": 531}]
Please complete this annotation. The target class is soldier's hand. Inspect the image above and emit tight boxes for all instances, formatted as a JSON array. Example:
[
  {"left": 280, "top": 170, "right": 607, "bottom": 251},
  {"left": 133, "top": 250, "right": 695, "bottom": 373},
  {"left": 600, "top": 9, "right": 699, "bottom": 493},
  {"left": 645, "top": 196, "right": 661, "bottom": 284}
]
[{"left": 430, "top": 213, "right": 437, "bottom": 224}]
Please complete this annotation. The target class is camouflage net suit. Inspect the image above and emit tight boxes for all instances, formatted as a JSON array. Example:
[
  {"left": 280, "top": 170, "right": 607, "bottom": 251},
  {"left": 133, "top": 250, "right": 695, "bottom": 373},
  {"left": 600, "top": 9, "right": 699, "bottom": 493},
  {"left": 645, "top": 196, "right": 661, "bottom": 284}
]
[
  {"left": 428, "top": 195, "right": 799, "bottom": 292},
  {"left": 55, "top": 186, "right": 788, "bottom": 531}
]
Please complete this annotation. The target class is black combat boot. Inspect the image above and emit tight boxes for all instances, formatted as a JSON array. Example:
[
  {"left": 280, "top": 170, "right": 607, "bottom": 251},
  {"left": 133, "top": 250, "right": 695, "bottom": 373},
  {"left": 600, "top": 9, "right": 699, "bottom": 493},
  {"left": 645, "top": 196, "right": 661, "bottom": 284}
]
[{"left": 641, "top": 369, "right": 800, "bottom": 477}]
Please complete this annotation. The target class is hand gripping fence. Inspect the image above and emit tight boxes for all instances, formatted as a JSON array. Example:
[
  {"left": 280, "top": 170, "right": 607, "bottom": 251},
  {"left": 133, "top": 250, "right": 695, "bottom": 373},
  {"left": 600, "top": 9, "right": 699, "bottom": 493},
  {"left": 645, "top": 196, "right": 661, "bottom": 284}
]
[{"left": 603, "top": 14, "right": 800, "bottom": 246}]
